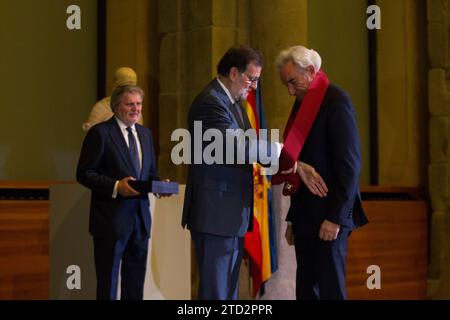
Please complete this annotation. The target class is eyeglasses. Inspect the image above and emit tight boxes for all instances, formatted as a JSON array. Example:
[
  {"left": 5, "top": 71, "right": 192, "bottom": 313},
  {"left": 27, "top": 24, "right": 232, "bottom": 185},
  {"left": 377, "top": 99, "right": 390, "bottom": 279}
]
[{"left": 242, "top": 73, "right": 259, "bottom": 84}]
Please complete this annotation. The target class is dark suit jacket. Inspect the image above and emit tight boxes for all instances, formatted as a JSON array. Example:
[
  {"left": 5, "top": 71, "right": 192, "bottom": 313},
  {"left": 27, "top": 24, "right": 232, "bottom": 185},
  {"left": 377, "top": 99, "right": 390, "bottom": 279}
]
[
  {"left": 287, "top": 84, "right": 369, "bottom": 237},
  {"left": 182, "top": 79, "right": 255, "bottom": 237},
  {"left": 76, "top": 116, "right": 159, "bottom": 240}
]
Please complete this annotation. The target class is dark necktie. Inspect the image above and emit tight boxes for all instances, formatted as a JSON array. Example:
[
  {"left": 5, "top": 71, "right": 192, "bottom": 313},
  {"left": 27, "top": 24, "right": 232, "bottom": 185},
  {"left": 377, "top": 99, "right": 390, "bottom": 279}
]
[
  {"left": 126, "top": 127, "right": 140, "bottom": 176},
  {"left": 233, "top": 102, "right": 245, "bottom": 128}
]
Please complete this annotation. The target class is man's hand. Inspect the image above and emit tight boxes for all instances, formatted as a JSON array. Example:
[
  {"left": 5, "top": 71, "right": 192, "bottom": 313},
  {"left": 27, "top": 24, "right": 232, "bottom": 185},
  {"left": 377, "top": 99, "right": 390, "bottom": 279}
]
[
  {"left": 156, "top": 178, "right": 173, "bottom": 198},
  {"left": 117, "top": 176, "right": 141, "bottom": 197},
  {"left": 285, "top": 224, "right": 294, "bottom": 246},
  {"left": 297, "top": 161, "right": 328, "bottom": 198},
  {"left": 319, "top": 219, "right": 340, "bottom": 241}
]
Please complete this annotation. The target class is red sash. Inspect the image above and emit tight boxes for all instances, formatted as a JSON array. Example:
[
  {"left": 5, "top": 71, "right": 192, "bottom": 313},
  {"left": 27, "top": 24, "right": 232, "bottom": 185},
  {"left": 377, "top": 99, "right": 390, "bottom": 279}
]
[{"left": 272, "top": 70, "right": 330, "bottom": 195}]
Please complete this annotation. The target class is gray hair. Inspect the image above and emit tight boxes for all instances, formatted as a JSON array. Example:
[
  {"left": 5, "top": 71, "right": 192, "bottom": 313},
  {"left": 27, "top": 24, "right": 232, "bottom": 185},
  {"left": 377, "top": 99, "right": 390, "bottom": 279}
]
[
  {"left": 110, "top": 85, "right": 144, "bottom": 112},
  {"left": 275, "top": 45, "right": 322, "bottom": 72}
]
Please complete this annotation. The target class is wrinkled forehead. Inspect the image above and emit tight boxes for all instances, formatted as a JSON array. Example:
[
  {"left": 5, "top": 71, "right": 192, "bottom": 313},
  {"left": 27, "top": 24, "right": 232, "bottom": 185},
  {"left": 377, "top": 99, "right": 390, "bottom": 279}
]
[{"left": 280, "top": 61, "right": 301, "bottom": 81}]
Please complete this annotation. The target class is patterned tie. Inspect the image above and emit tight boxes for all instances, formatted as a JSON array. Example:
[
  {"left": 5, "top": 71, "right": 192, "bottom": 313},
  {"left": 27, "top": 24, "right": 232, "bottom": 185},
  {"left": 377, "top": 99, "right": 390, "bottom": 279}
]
[{"left": 126, "top": 127, "right": 140, "bottom": 176}]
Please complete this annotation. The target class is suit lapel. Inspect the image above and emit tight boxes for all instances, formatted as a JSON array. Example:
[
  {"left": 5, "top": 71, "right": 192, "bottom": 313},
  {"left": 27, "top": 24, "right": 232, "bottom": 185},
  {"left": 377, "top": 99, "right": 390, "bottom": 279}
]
[
  {"left": 211, "top": 79, "right": 245, "bottom": 129},
  {"left": 229, "top": 102, "right": 245, "bottom": 129},
  {"left": 108, "top": 117, "right": 138, "bottom": 177},
  {"left": 136, "top": 125, "right": 150, "bottom": 180},
  {"left": 211, "top": 79, "right": 231, "bottom": 108}
]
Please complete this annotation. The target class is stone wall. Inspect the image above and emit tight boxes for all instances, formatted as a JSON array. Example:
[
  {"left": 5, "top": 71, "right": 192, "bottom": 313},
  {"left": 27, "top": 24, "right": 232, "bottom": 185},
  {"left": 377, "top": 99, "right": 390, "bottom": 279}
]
[
  {"left": 158, "top": 0, "right": 251, "bottom": 182},
  {"left": 427, "top": 0, "right": 450, "bottom": 299}
]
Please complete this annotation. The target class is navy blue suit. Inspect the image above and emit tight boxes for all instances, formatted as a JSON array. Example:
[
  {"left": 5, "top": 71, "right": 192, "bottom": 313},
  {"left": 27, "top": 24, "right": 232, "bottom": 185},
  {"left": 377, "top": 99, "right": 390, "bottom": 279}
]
[
  {"left": 287, "top": 84, "right": 368, "bottom": 300},
  {"left": 76, "top": 116, "right": 159, "bottom": 299},
  {"left": 182, "top": 79, "right": 273, "bottom": 299}
]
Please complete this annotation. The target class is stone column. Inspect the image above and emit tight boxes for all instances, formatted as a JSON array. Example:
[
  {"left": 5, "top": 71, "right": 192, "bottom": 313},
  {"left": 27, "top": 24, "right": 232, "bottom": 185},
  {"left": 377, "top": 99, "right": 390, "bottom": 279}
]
[
  {"left": 249, "top": 0, "right": 308, "bottom": 132},
  {"left": 106, "top": 0, "right": 159, "bottom": 133},
  {"left": 427, "top": 0, "right": 450, "bottom": 299},
  {"left": 158, "top": 0, "right": 308, "bottom": 181},
  {"left": 376, "top": 0, "right": 428, "bottom": 186},
  {"left": 158, "top": 0, "right": 250, "bottom": 181}
]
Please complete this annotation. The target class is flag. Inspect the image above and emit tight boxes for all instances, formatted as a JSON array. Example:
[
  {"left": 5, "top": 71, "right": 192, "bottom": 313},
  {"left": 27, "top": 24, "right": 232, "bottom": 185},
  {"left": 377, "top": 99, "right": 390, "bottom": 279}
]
[{"left": 243, "top": 83, "right": 278, "bottom": 298}]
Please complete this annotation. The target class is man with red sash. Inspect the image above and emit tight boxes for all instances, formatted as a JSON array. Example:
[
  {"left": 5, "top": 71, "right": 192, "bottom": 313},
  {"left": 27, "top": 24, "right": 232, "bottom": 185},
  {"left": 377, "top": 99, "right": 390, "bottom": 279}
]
[{"left": 274, "top": 45, "right": 368, "bottom": 299}]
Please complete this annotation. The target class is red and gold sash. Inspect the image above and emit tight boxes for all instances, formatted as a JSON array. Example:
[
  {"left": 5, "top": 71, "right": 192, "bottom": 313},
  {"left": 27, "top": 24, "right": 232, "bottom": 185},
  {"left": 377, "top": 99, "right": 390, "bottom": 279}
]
[{"left": 272, "top": 70, "right": 330, "bottom": 195}]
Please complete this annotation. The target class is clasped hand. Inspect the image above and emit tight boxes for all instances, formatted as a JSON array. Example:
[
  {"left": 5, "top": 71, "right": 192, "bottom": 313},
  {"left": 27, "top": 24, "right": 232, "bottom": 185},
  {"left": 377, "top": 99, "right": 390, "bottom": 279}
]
[{"left": 280, "top": 161, "right": 328, "bottom": 197}]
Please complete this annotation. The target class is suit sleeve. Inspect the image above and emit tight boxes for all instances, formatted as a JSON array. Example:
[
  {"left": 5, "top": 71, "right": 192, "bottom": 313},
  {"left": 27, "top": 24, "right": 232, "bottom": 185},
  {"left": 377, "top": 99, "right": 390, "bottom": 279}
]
[
  {"left": 191, "top": 95, "right": 278, "bottom": 165},
  {"left": 76, "top": 127, "right": 116, "bottom": 197},
  {"left": 327, "top": 95, "right": 362, "bottom": 227},
  {"left": 191, "top": 95, "right": 233, "bottom": 132}
]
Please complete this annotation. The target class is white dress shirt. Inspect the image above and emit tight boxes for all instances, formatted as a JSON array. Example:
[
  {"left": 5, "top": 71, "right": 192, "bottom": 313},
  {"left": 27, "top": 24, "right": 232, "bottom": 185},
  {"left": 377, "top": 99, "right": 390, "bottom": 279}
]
[{"left": 112, "top": 117, "right": 142, "bottom": 198}]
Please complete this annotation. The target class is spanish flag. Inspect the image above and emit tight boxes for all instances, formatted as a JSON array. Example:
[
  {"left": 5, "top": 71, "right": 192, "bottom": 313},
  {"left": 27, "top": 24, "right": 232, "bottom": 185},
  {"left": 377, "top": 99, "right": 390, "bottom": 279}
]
[{"left": 243, "top": 83, "right": 278, "bottom": 298}]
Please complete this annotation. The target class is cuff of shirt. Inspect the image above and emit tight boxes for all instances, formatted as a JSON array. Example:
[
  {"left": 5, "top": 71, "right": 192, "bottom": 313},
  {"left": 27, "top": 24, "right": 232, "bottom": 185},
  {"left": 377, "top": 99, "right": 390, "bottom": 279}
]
[{"left": 112, "top": 181, "right": 119, "bottom": 198}]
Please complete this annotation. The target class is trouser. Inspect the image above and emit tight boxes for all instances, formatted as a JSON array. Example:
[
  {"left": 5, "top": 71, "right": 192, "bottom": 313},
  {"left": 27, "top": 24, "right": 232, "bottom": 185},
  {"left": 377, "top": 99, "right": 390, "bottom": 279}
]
[
  {"left": 93, "top": 212, "right": 149, "bottom": 300},
  {"left": 294, "top": 228, "right": 351, "bottom": 300},
  {"left": 191, "top": 231, "right": 244, "bottom": 300}
]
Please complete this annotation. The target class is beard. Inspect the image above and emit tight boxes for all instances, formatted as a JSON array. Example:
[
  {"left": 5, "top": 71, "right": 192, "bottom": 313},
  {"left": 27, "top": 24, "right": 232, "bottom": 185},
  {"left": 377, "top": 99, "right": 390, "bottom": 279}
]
[{"left": 237, "top": 89, "right": 250, "bottom": 101}]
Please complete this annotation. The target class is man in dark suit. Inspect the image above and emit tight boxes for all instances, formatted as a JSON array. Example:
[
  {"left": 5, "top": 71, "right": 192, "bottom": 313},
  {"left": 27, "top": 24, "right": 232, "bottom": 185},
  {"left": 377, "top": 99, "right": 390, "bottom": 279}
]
[
  {"left": 275, "top": 45, "right": 369, "bottom": 300},
  {"left": 182, "top": 45, "right": 281, "bottom": 300},
  {"left": 77, "top": 85, "right": 161, "bottom": 300}
]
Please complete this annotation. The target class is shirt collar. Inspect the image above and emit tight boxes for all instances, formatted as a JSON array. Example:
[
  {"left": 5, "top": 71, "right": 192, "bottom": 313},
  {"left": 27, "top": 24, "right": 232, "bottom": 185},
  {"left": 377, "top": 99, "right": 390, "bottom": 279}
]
[
  {"left": 115, "top": 116, "right": 135, "bottom": 132},
  {"left": 216, "top": 78, "right": 235, "bottom": 104}
]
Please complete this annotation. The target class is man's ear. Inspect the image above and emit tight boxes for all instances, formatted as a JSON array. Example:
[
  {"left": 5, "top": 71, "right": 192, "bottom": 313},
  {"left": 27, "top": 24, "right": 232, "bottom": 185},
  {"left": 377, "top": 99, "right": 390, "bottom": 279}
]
[
  {"left": 229, "top": 67, "right": 239, "bottom": 81},
  {"left": 307, "top": 65, "right": 317, "bottom": 78}
]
